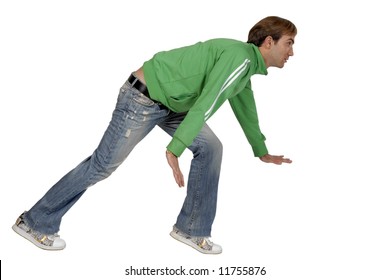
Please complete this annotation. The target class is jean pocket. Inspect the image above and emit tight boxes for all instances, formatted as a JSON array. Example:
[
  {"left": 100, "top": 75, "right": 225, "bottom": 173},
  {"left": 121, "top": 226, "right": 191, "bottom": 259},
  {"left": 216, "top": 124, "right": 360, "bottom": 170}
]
[{"left": 131, "top": 91, "right": 155, "bottom": 107}]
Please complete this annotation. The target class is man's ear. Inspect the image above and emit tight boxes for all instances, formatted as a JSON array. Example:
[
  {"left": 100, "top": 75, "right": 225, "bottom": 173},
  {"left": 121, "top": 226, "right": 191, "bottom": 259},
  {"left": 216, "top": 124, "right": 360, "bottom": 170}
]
[{"left": 263, "top": 36, "right": 273, "bottom": 48}]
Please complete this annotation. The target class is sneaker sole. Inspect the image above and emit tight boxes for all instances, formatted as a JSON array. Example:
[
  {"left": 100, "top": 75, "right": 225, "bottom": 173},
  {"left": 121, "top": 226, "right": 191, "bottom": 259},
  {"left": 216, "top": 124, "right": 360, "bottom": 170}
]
[
  {"left": 170, "top": 231, "right": 222, "bottom": 254},
  {"left": 12, "top": 224, "right": 65, "bottom": 251}
]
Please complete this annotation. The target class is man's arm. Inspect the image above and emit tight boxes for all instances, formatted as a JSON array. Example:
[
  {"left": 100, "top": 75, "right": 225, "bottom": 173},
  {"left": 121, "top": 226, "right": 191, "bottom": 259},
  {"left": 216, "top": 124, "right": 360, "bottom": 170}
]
[
  {"left": 229, "top": 84, "right": 268, "bottom": 156},
  {"left": 165, "top": 52, "right": 252, "bottom": 186},
  {"left": 229, "top": 84, "right": 292, "bottom": 165}
]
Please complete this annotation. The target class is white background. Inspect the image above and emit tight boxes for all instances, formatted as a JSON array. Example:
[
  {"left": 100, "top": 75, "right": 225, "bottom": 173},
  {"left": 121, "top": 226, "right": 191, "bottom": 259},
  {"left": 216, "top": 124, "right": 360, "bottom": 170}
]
[{"left": 1, "top": 0, "right": 388, "bottom": 279}]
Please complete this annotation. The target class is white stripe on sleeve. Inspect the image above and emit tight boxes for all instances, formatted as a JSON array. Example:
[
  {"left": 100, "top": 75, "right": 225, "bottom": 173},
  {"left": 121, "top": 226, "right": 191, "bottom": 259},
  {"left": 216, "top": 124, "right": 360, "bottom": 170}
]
[{"left": 204, "top": 59, "right": 250, "bottom": 121}]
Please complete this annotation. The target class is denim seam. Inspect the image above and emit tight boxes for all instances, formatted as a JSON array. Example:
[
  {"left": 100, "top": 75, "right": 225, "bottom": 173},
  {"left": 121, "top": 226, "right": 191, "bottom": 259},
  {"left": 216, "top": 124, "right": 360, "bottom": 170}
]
[{"left": 188, "top": 142, "right": 204, "bottom": 236}]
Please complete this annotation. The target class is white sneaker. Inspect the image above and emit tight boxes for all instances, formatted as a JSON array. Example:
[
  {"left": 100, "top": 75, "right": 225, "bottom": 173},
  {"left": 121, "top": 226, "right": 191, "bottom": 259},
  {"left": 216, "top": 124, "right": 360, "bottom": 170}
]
[
  {"left": 12, "top": 212, "right": 66, "bottom": 251},
  {"left": 170, "top": 227, "right": 222, "bottom": 254}
]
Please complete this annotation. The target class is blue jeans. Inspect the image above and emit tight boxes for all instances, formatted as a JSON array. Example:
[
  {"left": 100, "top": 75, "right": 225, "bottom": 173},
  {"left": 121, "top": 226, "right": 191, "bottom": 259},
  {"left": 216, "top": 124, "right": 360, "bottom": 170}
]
[{"left": 24, "top": 80, "right": 223, "bottom": 237}]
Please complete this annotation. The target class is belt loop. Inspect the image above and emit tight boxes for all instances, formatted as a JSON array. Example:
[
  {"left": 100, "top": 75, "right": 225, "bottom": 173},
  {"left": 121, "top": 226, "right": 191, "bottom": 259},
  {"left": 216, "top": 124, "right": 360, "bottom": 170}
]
[{"left": 130, "top": 74, "right": 138, "bottom": 86}]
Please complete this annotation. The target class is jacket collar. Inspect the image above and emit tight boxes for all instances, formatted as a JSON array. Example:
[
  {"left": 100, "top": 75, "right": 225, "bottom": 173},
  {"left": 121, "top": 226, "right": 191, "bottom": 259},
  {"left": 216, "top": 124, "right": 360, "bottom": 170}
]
[{"left": 251, "top": 44, "right": 268, "bottom": 75}]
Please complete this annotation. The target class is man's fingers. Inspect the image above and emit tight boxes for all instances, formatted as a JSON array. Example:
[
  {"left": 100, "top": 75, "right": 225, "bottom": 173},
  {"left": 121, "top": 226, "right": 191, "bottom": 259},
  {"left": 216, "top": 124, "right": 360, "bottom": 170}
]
[
  {"left": 260, "top": 154, "right": 292, "bottom": 165},
  {"left": 173, "top": 169, "right": 185, "bottom": 187},
  {"left": 176, "top": 174, "right": 185, "bottom": 187}
]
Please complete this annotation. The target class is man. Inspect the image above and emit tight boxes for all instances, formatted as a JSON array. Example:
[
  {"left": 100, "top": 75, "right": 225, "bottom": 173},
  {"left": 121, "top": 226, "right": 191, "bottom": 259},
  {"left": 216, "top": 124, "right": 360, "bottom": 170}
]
[{"left": 12, "top": 16, "right": 296, "bottom": 254}]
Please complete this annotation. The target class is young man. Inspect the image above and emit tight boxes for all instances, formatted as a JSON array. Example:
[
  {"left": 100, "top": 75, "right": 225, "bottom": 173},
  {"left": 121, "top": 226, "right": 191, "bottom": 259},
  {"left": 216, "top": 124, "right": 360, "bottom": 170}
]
[{"left": 12, "top": 16, "right": 297, "bottom": 254}]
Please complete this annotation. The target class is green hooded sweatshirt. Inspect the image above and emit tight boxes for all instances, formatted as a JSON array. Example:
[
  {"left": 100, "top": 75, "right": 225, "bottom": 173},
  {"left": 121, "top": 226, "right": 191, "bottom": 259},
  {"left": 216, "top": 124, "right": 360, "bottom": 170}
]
[{"left": 143, "top": 38, "right": 268, "bottom": 157}]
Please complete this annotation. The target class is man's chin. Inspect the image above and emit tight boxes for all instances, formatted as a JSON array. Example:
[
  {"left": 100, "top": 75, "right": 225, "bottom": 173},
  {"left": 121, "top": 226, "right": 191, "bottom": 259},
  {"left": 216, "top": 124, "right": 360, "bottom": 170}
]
[{"left": 269, "top": 63, "right": 285, "bottom": 69}]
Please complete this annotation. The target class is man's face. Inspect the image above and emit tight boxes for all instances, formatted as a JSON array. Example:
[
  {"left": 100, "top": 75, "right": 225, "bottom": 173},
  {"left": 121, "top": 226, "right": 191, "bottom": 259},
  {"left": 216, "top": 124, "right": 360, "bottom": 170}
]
[{"left": 269, "top": 34, "right": 295, "bottom": 68}]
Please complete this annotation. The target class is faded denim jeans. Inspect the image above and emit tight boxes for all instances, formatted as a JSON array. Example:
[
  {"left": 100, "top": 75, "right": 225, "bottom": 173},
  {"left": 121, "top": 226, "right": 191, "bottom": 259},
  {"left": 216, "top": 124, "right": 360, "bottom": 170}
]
[{"left": 23, "top": 79, "right": 223, "bottom": 237}]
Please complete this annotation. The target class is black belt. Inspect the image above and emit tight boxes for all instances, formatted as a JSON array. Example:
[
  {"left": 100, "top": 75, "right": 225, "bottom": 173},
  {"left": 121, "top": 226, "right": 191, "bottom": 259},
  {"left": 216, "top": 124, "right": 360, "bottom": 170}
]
[
  {"left": 128, "top": 74, "right": 149, "bottom": 96},
  {"left": 127, "top": 74, "right": 169, "bottom": 111}
]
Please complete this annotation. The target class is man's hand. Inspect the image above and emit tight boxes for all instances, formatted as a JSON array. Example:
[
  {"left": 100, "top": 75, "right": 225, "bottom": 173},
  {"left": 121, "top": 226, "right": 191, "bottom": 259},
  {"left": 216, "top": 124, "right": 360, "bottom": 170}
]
[
  {"left": 166, "top": 150, "right": 185, "bottom": 187},
  {"left": 260, "top": 154, "right": 292, "bottom": 165}
]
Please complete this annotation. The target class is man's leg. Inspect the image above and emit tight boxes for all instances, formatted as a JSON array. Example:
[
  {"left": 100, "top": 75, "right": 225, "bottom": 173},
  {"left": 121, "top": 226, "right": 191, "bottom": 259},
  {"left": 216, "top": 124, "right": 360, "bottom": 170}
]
[
  {"left": 21, "top": 83, "right": 169, "bottom": 236},
  {"left": 159, "top": 114, "right": 223, "bottom": 237}
]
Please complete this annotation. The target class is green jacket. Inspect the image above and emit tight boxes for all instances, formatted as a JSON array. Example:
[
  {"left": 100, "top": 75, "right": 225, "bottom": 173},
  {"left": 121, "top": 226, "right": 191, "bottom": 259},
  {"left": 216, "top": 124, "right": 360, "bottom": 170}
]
[{"left": 143, "top": 38, "right": 269, "bottom": 157}]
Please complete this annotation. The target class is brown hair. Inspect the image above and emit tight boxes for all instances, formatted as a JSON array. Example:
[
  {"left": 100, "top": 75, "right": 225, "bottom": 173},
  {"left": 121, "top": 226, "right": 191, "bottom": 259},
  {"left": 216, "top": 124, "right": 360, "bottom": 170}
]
[{"left": 247, "top": 16, "right": 297, "bottom": 46}]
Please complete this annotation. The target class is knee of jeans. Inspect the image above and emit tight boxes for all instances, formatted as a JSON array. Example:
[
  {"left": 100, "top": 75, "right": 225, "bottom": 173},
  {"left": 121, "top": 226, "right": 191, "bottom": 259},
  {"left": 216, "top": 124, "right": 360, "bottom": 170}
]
[
  {"left": 194, "top": 136, "right": 223, "bottom": 161},
  {"left": 91, "top": 153, "right": 121, "bottom": 178}
]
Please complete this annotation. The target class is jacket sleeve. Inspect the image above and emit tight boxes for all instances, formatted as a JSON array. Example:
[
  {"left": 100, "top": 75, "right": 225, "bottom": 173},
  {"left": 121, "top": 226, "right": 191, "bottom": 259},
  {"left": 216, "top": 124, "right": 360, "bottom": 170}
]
[
  {"left": 228, "top": 82, "right": 268, "bottom": 157},
  {"left": 166, "top": 52, "right": 252, "bottom": 157}
]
